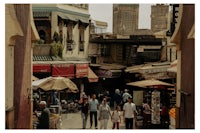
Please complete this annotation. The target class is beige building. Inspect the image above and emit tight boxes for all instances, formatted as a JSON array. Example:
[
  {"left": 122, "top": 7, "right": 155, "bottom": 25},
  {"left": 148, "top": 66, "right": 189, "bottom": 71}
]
[
  {"left": 90, "top": 19, "right": 108, "bottom": 34},
  {"left": 113, "top": 4, "right": 139, "bottom": 35},
  {"left": 32, "top": 4, "right": 90, "bottom": 61},
  {"left": 151, "top": 4, "right": 169, "bottom": 33}
]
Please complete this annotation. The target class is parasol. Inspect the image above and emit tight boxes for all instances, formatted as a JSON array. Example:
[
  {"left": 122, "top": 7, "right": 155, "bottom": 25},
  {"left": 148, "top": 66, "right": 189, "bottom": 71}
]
[
  {"left": 127, "top": 79, "right": 174, "bottom": 88},
  {"left": 32, "top": 75, "right": 39, "bottom": 81},
  {"left": 32, "top": 76, "right": 78, "bottom": 93}
]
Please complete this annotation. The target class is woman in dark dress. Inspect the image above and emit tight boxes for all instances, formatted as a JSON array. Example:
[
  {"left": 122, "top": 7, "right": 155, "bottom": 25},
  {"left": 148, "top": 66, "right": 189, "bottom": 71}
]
[{"left": 81, "top": 97, "right": 89, "bottom": 129}]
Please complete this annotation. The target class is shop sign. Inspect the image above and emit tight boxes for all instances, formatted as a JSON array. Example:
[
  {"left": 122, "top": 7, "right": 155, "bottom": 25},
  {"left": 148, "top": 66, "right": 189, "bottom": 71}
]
[
  {"left": 52, "top": 64, "right": 74, "bottom": 78},
  {"left": 33, "top": 64, "right": 51, "bottom": 72},
  {"left": 76, "top": 64, "right": 89, "bottom": 78}
]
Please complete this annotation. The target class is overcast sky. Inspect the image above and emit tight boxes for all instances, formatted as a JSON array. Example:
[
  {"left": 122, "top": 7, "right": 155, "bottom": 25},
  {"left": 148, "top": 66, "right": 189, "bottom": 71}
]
[{"left": 89, "top": 4, "right": 152, "bottom": 33}]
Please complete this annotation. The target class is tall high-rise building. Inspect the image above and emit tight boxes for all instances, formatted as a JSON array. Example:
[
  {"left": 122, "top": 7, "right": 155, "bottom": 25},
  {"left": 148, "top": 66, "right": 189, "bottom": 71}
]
[
  {"left": 113, "top": 4, "right": 139, "bottom": 35},
  {"left": 151, "top": 4, "right": 169, "bottom": 33}
]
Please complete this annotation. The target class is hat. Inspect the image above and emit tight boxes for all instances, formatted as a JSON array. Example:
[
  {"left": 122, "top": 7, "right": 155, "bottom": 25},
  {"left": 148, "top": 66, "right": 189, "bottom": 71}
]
[{"left": 39, "top": 101, "right": 46, "bottom": 105}]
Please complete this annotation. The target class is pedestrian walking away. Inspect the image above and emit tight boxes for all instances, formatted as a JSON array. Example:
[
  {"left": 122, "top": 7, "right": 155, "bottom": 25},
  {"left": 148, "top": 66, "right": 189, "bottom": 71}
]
[
  {"left": 113, "top": 89, "right": 122, "bottom": 110},
  {"left": 81, "top": 97, "right": 89, "bottom": 129},
  {"left": 98, "top": 98, "right": 111, "bottom": 129},
  {"left": 111, "top": 106, "right": 121, "bottom": 129},
  {"left": 123, "top": 96, "right": 137, "bottom": 129},
  {"left": 89, "top": 94, "right": 99, "bottom": 129},
  {"left": 122, "top": 89, "right": 131, "bottom": 105}
]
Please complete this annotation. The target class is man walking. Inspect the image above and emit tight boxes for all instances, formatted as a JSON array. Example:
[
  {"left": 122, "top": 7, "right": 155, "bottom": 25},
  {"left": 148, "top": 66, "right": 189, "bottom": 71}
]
[
  {"left": 89, "top": 94, "right": 99, "bottom": 129},
  {"left": 123, "top": 96, "right": 137, "bottom": 129}
]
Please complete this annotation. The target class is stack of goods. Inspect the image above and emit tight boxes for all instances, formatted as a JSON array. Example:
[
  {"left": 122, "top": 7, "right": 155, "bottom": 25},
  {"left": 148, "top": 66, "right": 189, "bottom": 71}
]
[
  {"left": 151, "top": 90, "right": 160, "bottom": 124},
  {"left": 169, "top": 107, "right": 176, "bottom": 129}
]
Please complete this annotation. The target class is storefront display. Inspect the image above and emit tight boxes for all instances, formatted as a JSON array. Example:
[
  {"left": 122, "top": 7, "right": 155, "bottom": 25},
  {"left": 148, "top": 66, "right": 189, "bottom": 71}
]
[
  {"left": 151, "top": 90, "right": 160, "bottom": 124},
  {"left": 32, "top": 113, "right": 61, "bottom": 129},
  {"left": 169, "top": 107, "right": 176, "bottom": 129}
]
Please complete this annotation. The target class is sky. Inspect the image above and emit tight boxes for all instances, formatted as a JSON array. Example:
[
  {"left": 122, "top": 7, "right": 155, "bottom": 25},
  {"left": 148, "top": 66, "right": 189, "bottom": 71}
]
[{"left": 89, "top": 4, "right": 152, "bottom": 33}]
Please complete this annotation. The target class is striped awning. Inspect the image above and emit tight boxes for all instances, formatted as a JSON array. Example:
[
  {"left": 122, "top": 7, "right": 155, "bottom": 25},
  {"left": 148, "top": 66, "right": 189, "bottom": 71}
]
[
  {"left": 33, "top": 11, "right": 51, "bottom": 17},
  {"left": 58, "top": 12, "right": 89, "bottom": 24},
  {"left": 88, "top": 67, "right": 98, "bottom": 82},
  {"left": 33, "top": 55, "right": 53, "bottom": 61}
]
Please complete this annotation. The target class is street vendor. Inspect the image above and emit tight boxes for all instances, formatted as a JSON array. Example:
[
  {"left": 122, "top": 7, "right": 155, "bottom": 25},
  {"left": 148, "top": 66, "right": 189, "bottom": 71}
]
[{"left": 35, "top": 101, "right": 50, "bottom": 129}]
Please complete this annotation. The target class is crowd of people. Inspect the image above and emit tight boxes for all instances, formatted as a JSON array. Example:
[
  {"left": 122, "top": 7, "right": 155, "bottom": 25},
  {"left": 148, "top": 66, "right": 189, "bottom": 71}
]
[
  {"left": 78, "top": 89, "right": 139, "bottom": 129},
  {"left": 33, "top": 88, "right": 169, "bottom": 129}
]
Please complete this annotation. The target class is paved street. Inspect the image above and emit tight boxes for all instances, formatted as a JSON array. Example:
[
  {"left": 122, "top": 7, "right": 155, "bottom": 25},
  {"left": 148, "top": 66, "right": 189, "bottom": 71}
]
[{"left": 60, "top": 111, "right": 126, "bottom": 129}]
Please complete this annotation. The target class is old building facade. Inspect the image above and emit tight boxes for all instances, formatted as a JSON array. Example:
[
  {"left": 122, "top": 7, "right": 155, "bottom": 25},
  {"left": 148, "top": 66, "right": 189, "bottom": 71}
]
[
  {"left": 32, "top": 4, "right": 90, "bottom": 61},
  {"left": 170, "top": 4, "right": 195, "bottom": 129},
  {"left": 113, "top": 4, "right": 139, "bottom": 35},
  {"left": 151, "top": 4, "right": 169, "bottom": 33}
]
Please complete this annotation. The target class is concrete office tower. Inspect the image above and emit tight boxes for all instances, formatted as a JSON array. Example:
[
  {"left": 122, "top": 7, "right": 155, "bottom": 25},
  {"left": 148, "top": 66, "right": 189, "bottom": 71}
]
[
  {"left": 151, "top": 4, "right": 169, "bottom": 33},
  {"left": 113, "top": 4, "right": 139, "bottom": 35}
]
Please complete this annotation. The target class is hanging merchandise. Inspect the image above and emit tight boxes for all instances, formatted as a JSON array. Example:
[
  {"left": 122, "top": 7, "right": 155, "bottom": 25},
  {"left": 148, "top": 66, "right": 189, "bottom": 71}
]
[{"left": 151, "top": 90, "right": 160, "bottom": 124}]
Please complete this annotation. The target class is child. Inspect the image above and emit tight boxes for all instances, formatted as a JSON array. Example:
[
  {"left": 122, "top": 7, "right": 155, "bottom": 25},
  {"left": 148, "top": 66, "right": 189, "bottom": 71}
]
[{"left": 111, "top": 106, "right": 121, "bottom": 129}]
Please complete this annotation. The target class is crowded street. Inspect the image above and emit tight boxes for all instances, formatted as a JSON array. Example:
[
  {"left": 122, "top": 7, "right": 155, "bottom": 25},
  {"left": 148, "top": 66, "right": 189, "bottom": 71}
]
[
  {"left": 5, "top": 3, "right": 195, "bottom": 129},
  {"left": 60, "top": 111, "right": 126, "bottom": 129}
]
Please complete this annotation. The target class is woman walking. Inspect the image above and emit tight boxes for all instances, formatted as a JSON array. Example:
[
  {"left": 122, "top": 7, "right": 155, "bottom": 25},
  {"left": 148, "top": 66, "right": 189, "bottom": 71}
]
[
  {"left": 111, "top": 106, "right": 121, "bottom": 129},
  {"left": 98, "top": 98, "right": 111, "bottom": 129},
  {"left": 81, "top": 97, "right": 89, "bottom": 129}
]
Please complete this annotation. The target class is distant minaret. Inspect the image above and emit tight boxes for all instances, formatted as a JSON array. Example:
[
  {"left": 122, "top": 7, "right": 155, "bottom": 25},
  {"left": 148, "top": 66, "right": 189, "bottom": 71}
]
[
  {"left": 151, "top": 4, "right": 169, "bottom": 32},
  {"left": 113, "top": 4, "right": 139, "bottom": 35}
]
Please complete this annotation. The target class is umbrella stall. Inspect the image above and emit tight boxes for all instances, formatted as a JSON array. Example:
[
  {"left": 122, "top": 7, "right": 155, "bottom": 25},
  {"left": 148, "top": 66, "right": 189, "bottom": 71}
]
[
  {"left": 127, "top": 79, "right": 174, "bottom": 129},
  {"left": 32, "top": 76, "right": 79, "bottom": 129}
]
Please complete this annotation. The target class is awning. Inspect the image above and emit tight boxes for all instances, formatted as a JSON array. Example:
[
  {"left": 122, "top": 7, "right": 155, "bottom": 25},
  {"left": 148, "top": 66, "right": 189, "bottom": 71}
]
[
  {"left": 52, "top": 64, "right": 74, "bottom": 78},
  {"left": 33, "top": 55, "right": 53, "bottom": 61},
  {"left": 32, "top": 75, "right": 39, "bottom": 81},
  {"left": 167, "top": 60, "right": 177, "bottom": 73},
  {"left": 58, "top": 12, "right": 89, "bottom": 24},
  {"left": 88, "top": 67, "right": 98, "bottom": 82},
  {"left": 95, "top": 69, "right": 122, "bottom": 78},
  {"left": 57, "top": 12, "right": 78, "bottom": 22},
  {"left": 33, "top": 11, "right": 51, "bottom": 17},
  {"left": 76, "top": 64, "right": 89, "bottom": 78},
  {"left": 33, "top": 64, "right": 51, "bottom": 73}
]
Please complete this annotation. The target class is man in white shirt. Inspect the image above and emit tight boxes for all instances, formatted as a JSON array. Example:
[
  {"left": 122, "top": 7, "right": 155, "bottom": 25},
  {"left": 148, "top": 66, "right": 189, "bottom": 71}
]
[{"left": 123, "top": 96, "right": 137, "bottom": 129}]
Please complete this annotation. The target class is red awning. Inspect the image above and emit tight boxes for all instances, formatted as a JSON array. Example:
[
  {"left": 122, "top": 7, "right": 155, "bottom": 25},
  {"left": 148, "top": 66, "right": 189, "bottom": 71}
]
[
  {"left": 33, "top": 64, "right": 51, "bottom": 72},
  {"left": 76, "top": 64, "right": 89, "bottom": 78},
  {"left": 52, "top": 64, "right": 74, "bottom": 78},
  {"left": 88, "top": 67, "right": 98, "bottom": 82}
]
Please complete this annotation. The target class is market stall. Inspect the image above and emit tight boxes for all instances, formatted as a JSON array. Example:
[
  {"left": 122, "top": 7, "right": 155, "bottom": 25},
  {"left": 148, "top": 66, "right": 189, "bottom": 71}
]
[
  {"left": 32, "top": 113, "right": 61, "bottom": 129},
  {"left": 127, "top": 79, "right": 174, "bottom": 129},
  {"left": 169, "top": 107, "right": 176, "bottom": 129},
  {"left": 32, "top": 76, "right": 79, "bottom": 129}
]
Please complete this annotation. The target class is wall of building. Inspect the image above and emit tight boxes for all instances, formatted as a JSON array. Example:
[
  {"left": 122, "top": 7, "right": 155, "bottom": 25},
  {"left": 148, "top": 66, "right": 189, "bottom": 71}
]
[
  {"left": 113, "top": 4, "right": 139, "bottom": 35},
  {"left": 151, "top": 4, "right": 169, "bottom": 33},
  {"left": 13, "top": 4, "right": 32, "bottom": 128},
  {"left": 61, "top": 23, "right": 89, "bottom": 60},
  {"left": 33, "top": 4, "right": 90, "bottom": 61},
  {"left": 5, "top": 4, "right": 24, "bottom": 129},
  {"left": 179, "top": 5, "right": 194, "bottom": 128},
  {"left": 170, "top": 4, "right": 195, "bottom": 129}
]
